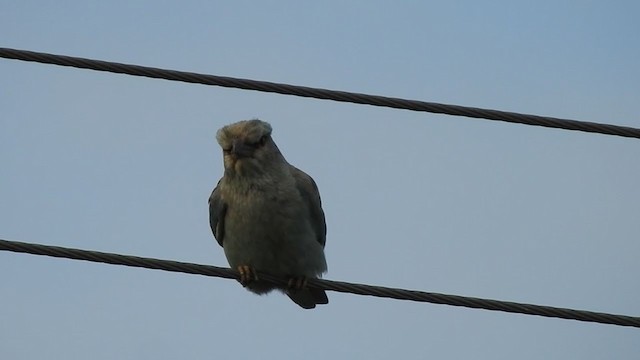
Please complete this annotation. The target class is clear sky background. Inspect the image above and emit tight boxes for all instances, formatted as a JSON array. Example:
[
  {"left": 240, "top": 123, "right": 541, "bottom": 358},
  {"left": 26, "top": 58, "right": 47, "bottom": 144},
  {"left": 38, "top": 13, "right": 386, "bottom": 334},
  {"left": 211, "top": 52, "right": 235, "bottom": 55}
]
[{"left": 1, "top": 1, "right": 639, "bottom": 359}]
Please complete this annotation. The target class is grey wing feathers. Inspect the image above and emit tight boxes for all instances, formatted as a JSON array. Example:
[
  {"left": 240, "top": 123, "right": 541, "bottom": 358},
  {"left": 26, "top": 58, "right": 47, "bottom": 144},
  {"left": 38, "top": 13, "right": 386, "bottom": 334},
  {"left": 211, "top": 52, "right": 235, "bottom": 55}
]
[
  {"left": 290, "top": 166, "right": 327, "bottom": 247},
  {"left": 208, "top": 180, "right": 227, "bottom": 247}
]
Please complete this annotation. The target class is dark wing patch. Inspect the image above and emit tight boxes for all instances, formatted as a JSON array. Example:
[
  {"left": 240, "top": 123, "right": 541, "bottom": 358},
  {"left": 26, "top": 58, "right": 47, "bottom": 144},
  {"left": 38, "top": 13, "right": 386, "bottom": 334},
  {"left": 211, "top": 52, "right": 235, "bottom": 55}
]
[
  {"left": 290, "top": 166, "right": 327, "bottom": 247},
  {"left": 208, "top": 180, "right": 227, "bottom": 247}
]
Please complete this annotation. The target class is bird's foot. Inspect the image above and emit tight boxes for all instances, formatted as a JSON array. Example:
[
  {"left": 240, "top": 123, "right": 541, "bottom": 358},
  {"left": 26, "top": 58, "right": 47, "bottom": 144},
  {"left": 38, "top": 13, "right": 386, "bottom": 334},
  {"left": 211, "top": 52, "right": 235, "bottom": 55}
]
[
  {"left": 237, "top": 265, "right": 258, "bottom": 286},
  {"left": 287, "top": 276, "right": 308, "bottom": 292}
]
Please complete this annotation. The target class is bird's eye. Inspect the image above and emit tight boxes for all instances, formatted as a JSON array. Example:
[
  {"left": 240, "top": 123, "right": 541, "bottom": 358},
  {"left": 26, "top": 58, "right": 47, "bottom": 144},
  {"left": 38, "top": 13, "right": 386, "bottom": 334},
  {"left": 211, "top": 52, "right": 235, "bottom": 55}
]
[
  {"left": 248, "top": 135, "right": 268, "bottom": 148},
  {"left": 222, "top": 147, "right": 231, "bottom": 154}
]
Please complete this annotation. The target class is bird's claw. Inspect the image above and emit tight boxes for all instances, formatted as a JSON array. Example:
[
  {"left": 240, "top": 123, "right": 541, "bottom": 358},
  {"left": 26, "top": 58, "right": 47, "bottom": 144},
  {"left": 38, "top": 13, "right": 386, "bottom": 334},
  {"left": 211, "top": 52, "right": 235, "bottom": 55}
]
[
  {"left": 237, "top": 265, "right": 258, "bottom": 286},
  {"left": 287, "top": 276, "right": 308, "bottom": 292}
]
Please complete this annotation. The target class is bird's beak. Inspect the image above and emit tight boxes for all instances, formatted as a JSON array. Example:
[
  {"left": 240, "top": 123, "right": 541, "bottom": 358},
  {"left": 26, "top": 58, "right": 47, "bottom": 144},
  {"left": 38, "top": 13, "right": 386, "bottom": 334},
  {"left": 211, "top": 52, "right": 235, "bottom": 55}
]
[{"left": 231, "top": 139, "right": 254, "bottom": 158}]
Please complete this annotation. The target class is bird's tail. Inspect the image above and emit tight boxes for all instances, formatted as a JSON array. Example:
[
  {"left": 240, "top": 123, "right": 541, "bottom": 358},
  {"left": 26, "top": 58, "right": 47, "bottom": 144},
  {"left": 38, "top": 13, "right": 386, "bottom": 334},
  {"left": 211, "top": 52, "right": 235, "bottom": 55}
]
[{"left": 286, "top": 288, "right": 329, "bottom": 309}]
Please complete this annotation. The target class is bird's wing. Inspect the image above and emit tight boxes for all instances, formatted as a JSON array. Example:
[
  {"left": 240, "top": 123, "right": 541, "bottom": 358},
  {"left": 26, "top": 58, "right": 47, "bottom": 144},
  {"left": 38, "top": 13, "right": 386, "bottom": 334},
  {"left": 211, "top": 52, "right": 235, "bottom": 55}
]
[
  {"left": 290, "top": 166, "right": 327, "bottom": 247},
  {"left": 208, "top": 180, "right": 227, "bottom": 247}
]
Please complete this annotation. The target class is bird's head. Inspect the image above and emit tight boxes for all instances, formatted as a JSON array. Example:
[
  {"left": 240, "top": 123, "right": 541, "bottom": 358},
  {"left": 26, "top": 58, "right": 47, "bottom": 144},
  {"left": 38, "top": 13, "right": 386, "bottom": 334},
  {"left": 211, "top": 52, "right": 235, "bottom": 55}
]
[{"left": 216, "top": 119, "right": 285, "bottom": 177}]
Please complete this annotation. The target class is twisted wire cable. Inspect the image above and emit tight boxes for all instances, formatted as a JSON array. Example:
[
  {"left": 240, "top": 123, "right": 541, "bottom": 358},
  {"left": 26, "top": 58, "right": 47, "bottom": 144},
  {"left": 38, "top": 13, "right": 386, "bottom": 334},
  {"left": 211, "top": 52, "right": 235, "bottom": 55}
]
[
  {"left": 1, "top": 47, "right": 639, "bottom": 139},
  {"left": 1, "top": 238, "right": 638, "bottom": 328}
]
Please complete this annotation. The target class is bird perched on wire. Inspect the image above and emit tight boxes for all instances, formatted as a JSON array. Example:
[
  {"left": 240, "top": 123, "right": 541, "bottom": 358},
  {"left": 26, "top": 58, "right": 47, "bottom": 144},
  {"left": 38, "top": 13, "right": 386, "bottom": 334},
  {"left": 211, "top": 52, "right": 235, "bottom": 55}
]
[{"left": 208, "top": 119, "right": 328, "bottom": 309}]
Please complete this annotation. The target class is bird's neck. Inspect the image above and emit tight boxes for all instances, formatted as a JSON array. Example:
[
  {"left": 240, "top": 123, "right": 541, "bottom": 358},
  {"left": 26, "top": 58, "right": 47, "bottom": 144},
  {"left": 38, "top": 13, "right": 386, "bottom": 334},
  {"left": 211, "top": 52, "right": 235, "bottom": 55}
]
[{"left": 223, "top": 165, "right": 293, "bottom": 195}]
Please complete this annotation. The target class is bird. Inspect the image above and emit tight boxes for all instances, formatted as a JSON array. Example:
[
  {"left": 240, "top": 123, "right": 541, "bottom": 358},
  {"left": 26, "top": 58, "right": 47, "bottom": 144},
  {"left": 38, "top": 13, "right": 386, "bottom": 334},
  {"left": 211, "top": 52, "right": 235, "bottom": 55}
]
[{"left": 208, "top": 119, "right": 328, "bottom": 309}]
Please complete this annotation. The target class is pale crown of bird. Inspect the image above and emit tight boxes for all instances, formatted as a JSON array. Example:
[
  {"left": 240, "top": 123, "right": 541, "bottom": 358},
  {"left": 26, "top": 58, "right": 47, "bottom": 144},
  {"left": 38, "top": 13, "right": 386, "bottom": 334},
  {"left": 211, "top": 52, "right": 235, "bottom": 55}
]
[{"left": 215, "top": 119, "right": 286, "bottom": 179}]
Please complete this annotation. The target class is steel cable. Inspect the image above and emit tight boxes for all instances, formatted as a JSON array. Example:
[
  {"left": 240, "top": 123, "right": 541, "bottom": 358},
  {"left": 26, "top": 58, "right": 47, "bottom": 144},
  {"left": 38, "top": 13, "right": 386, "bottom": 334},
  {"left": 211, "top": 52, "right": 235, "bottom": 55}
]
[
  {"left": 1, "top": 238, "right": 638, "bottom": 328},
  {"left": 1, "top": 47, "right": 639, "bottom": 139}
]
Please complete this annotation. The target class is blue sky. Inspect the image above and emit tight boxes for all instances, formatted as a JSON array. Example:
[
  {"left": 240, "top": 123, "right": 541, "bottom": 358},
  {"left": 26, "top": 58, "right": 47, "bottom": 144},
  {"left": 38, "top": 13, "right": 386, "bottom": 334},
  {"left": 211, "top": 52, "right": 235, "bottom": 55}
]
[{"left": 1, "top": 1, "right": 639, "bottom": 359}]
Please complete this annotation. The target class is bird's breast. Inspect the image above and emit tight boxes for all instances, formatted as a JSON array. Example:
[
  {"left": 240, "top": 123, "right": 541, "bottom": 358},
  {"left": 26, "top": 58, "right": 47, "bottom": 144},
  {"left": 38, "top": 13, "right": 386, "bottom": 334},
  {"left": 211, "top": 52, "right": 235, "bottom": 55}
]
[{"left": 221, "top": 182, "right": 325, "bottom": 276}]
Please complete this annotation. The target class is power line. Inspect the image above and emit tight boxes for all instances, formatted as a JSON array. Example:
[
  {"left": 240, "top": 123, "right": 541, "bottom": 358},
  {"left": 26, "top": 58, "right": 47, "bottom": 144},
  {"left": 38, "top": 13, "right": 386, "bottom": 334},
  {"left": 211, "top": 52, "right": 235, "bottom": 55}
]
[
  {"left": 1, "top": 47, "right": 639, "bottom": 139},
  {"left": 1, "top": 47, "right": 638, "bottom": 328},
  {"left": 1, "top": 238, "right": 638, "bottom": 328}
]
